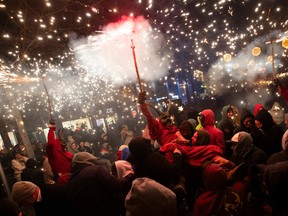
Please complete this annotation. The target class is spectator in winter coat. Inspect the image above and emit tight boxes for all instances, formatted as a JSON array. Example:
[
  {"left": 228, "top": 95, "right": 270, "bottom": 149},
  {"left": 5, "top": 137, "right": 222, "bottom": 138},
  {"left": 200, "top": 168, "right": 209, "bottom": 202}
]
[
  {"left": 125, "top": 177, "right": 177, "bottom": 216},
  {"left": 254, "top": 109, "right": 284, "bottom": 157},
  {"left": 21, "top": 158, "right": 45, "bottom": 187},
  {"left": 193, "top": 163, "right": 244, "bottom": 216},
  {"left": 128, "top": 137, "right": 182, "bottom": 189},
  {"left": 263, "top": 160, "right": 288, "bottom": 216},
  {"left": 217, "top": 105, "right": 237, "bottom": 141},
  {"left": 233, "top": 107, "right": 255, "bottom": 135},
  {"left": 12, "top": 181, "right": 73, "bottom": 216},
  {"left": 112, "top": 160, "right": 135, "bottom": 215},
  {"left": 267, "top": 129, "right": 288, "bottom": 164},
  {"left": 120, "top": 125, "right": 134, "bottom": 146},
  {"left": 11, "top": 150, "right": 29, "bottom": 182},
  {"left": 65, "top": 152, "right": 133, "bottom": 216},
  {"left": 230, "top": 132, "right": 267, "bottom": 166}
]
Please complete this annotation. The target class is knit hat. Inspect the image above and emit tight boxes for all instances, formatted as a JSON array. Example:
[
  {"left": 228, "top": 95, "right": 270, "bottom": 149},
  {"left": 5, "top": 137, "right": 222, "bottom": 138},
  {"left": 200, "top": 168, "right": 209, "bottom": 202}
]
[
  {"left": 115, "top": 160, "right": 134, "bottom": 178},
  {"left": 72, "top": 152, "right": 98, "bottom": 167},
  {"left": 125, "top": 177, "right": 176, "bottom": 216},
  {"left": 11, "top": 181, "right": 38, "bottom": 203}
]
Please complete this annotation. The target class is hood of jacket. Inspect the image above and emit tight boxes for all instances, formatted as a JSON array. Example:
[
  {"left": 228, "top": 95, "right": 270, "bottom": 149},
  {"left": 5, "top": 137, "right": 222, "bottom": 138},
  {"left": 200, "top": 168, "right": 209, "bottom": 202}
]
[
  {"left": 232, "top": 131, "right": 254, "bottom": 158},
  {"left": 221, "top": 105, "right": 233, "bottom": 120},
  {"left": 254, "top": 104, "right": 265, "bottom": 117},
  {"left": 255, "top": 109, "right": 274, "bottom": 131},
  {"left": 201, "top": 109, "right": 215, "bottom": 127},
  {"left": 240, "top": 107, "right": 254, "bottom": 126}
]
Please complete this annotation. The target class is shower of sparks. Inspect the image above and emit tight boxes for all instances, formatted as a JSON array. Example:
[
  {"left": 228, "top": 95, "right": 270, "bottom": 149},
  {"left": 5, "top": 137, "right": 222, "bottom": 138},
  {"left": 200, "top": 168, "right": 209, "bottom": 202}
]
[{"left": 0, "top": 0, "right": 287, "bottom": 126}]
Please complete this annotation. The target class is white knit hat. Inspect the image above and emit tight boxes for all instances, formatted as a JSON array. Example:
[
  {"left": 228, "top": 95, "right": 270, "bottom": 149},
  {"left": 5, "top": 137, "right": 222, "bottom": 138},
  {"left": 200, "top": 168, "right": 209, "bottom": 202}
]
[{"left": 11, "top": 181, "right": 38, "bottom": 203}]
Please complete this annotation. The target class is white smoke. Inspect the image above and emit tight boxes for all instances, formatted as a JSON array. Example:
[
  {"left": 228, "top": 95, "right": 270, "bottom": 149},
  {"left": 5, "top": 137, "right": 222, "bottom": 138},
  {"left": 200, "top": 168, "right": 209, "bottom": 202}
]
[
  {"left": 206, "top": 30, "right": 287, "bottom": 96},
  {"left": 69, "top": 16, "right": 171, "bottom": 87}
]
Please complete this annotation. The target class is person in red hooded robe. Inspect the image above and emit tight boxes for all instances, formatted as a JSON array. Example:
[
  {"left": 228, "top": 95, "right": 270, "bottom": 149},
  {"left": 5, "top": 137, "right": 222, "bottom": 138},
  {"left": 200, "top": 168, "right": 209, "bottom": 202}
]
[{"left": 46, "top": 119, "right": 73, "bottom": 184}]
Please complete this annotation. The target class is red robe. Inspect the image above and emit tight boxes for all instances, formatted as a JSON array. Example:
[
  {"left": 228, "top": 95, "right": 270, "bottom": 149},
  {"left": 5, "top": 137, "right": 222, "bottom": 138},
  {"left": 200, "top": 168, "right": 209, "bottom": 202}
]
[
  {"left": 46, "top": 127, "right": 73, "bottom": 184},
  {"left": 160, "top": 143, "right": 223, "bottom": 167},
  {"left": 140, "top": 103, "right": 178, "bottom": 146}
]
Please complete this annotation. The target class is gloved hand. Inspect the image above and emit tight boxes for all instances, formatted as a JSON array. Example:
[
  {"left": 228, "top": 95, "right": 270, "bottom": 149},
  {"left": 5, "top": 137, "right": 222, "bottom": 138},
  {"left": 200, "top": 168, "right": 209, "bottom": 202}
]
[{"left": 137, "top": 91, "right": 146, "bottom": 104}]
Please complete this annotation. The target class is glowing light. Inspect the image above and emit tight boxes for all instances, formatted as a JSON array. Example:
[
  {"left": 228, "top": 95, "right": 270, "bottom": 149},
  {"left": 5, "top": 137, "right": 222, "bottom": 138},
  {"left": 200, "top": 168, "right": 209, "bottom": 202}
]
[
  {"left": 282, "top": 38, "right": 288, "bottom": 49},
  {"left": 252, "top": 47, "right": 261, "bottom": 56},
  {"left": 223, "top": 53, "right": 232, "bottom": 62}
]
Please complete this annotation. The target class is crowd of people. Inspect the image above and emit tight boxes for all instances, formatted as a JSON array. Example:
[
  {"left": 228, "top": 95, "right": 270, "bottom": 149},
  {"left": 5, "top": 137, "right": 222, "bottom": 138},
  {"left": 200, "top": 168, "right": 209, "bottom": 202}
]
[{"left": 0, "top": 90, "right": 288, "bottom": 216}]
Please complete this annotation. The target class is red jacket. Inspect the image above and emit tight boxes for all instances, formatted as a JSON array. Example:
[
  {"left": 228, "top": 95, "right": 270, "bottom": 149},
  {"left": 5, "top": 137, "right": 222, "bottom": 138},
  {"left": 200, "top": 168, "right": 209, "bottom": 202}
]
[
  {"left": 46, "top": 127, "right": 73, "bottom": 177},
  {"left": 140, "top": 103, "right": 178, "bottom": 146},
  {"left": 160, "top": 143, "right": 223, "bottom": 166},
  {"left": 201, "top": 109, "right": 225, "bottom": 151}
]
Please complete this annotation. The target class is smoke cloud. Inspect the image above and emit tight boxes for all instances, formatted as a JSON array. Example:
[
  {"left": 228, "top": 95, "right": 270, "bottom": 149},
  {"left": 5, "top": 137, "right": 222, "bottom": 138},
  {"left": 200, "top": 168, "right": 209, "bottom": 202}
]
[
  {"left": 69, "top": 16, "right": 171, "bottom": 87},
  {"left": 206, "top": 30, "right": 286, "bottom": 96}
]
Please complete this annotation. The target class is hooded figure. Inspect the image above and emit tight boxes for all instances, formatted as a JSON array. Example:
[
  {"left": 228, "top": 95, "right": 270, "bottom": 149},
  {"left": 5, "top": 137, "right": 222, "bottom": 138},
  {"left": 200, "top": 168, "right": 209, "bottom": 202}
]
[
  {"left": 193, "top": 163, "right": 244, "bottom": 216},
  {"left": 199, "top": 109, "right": 225, "bottom": 152},
  {"left": 263, "top": 160, "right": 288, "bottom": 216},
  {"left": 192, "top": 130, "right": 211, "bottom": 146},
  {"left": 128, "top": 137, "right": 182, "bottom": 188},
  {"left": 254, "top": 109, "right": 284, "bottom": 157},
  {"left": 253, "top": 103, "right": 265, "bottom": 117},
  {"left": 65, "top": 152, "right": 133, "bottom": 216},
  {"left": 125, "top": 177, "right": 177, "bottom": 216},
  {"left": 233, "top": 107, "right": 255, "bottom": 135},
  {"left": 217, "top": 105, "right": 237, "bottom": 141},
  {"left": 230, "top": 132, "right": 267, "bottom": 165},
  {"left": 267, "top": 129, "right": 288, "bottom": 164}
]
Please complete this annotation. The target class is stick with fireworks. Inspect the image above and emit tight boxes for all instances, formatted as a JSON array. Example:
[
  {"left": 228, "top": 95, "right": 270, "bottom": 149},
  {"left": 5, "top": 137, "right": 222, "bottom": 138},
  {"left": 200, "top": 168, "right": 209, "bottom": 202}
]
[
  {"left": 42, "top": 78, "right": 54, "bottom": 120},
  {"left": 130, "top": 38, "right": 143, "bottom": 92},
  {"left": 265, "top": 34, "right": 288, "bottom": 79}
]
